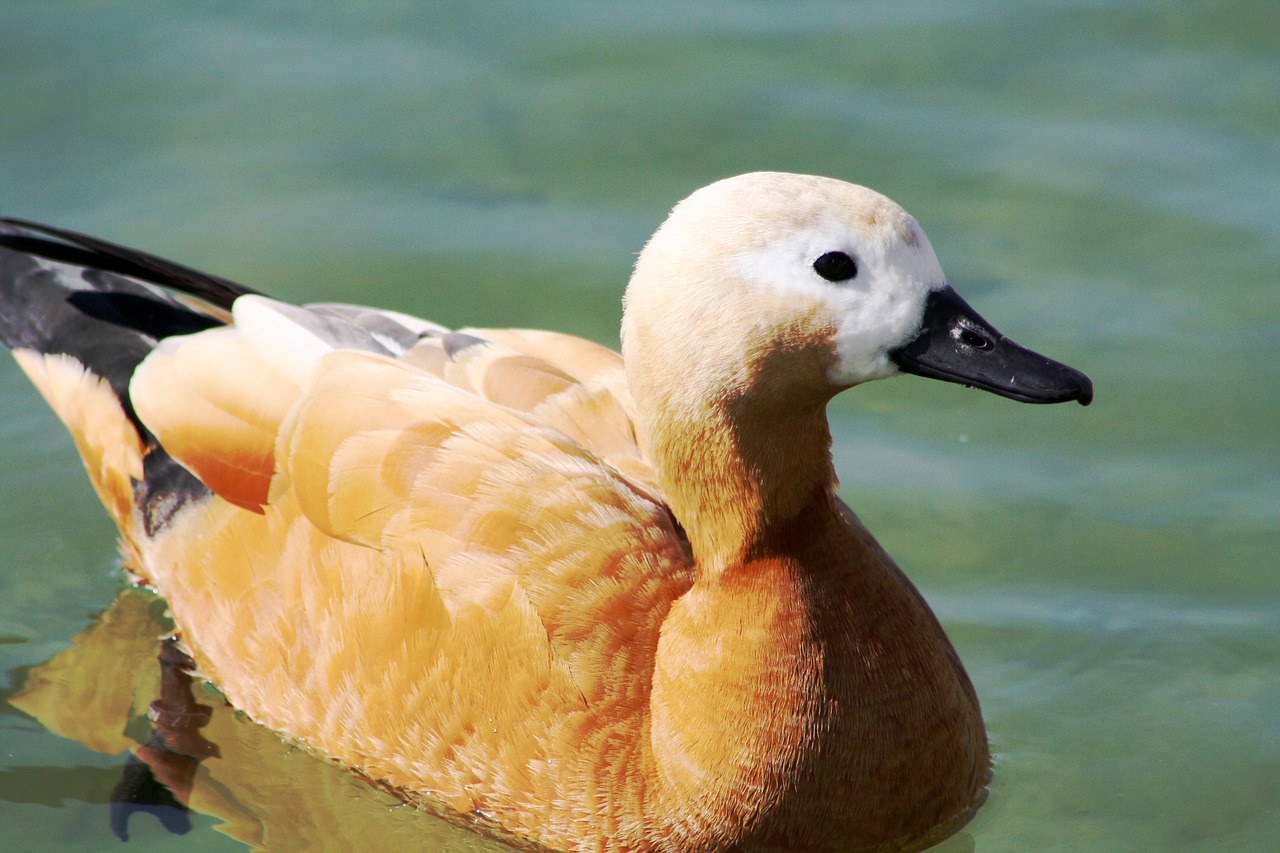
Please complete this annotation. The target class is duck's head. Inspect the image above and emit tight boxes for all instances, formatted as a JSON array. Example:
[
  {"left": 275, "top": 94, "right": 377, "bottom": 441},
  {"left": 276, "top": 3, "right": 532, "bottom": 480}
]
[{"left": 622, "top": 172, "right": 1092, "bottom": 416}]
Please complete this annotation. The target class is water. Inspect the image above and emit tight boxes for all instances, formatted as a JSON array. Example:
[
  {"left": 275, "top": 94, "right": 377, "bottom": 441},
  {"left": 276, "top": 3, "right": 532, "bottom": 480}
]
[{"left": 1, "top": 2, "right": 1276, "bottom": 851}]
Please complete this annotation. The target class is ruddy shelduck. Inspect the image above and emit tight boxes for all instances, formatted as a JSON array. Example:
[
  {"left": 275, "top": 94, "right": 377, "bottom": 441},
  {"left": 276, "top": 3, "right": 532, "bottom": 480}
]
[{"left": 0, "top": 173, "right": 1091, "bottom": 853}]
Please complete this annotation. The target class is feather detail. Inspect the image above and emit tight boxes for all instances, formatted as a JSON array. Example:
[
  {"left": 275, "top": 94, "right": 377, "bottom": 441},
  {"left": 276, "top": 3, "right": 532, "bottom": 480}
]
[
  {"left": 12, "top": 349, "right": 145, "bottom": 551},
  {"left": 131, "top": 327, "right": 298, "bottom": 511}
]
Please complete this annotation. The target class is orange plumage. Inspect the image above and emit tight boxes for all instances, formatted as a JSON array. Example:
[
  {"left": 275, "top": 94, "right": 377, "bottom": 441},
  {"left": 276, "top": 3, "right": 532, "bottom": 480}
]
[{"left": 0, "top": 172, "right": 1092, "bottom": 852}]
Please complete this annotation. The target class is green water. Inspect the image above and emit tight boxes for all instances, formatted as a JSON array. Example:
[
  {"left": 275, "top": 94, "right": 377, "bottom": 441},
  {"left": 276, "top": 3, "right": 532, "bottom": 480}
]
[{"left": 1, "top": 2, "right": 1276, "bottom": 851}]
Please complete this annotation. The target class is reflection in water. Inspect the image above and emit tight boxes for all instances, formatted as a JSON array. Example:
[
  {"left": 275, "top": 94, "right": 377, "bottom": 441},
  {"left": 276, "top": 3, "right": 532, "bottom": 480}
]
[
  {"left": 110, "top": 636, "right": 217, "bottom": 840},
  {"left": 6, "top": 586, "right": 523, "bottom": 852},
  {"left": 5, "top": 585, "right": 982, "bottom": 853}
]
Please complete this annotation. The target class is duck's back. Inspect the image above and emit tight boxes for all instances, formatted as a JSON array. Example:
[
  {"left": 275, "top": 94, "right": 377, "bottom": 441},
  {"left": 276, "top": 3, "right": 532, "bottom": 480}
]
[{"left": 0, "top": 220, "right": 697, "bottom": 846}]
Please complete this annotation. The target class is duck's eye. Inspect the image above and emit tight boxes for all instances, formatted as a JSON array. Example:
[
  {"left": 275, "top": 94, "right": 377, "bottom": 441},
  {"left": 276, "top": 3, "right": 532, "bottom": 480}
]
[{"left": 812, "top": 251, "right": 858, "bottom": 282}]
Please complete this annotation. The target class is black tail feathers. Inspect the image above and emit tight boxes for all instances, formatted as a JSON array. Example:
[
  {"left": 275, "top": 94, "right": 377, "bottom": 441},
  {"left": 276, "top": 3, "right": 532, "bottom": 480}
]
[
  {"left": 0, "top": 219, "right": 255, "bottom": 415},
  {"left": 0, "top": 219, "right": 257, "bottom": 536},
  {"left": 0, "top": 218, "right": 258, "bottom": 310}
]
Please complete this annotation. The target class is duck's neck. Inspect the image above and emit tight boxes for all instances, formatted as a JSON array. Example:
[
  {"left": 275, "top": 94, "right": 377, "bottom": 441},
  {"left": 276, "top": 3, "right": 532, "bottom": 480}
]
[
  {"left": 636, "top": 389, "right": 989, "bottom": 850},
  {"left": 647, "top": 388, "right": 838, "bottom": 570}
]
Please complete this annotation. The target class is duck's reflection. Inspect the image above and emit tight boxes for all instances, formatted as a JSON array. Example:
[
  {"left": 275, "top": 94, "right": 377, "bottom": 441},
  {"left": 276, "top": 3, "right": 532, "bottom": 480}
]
[
  {"left": 109, "top": 636, "right": 216, "bottom": 840},
  {"left": 8, "top": 586, "right": 523, "bottom": 852},
  {"left": 9, "top": 586, "right": 980, "bottom": 853}
]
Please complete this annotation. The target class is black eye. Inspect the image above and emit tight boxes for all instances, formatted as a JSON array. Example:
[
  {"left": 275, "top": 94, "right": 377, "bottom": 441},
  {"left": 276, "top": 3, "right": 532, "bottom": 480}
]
[{"left": 812, "top": 251, "right": 857, "bottom": 282}]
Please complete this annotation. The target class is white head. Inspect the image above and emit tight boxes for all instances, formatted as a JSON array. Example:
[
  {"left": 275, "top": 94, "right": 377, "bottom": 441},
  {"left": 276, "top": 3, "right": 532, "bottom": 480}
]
[
  {"left": 620, "top": 172, "right": 1091, "bottom": 553},
  {"left": 622, "top": 172, "right": 945, "bottom": 414},
  {"left": 622, "top": 172, "right": 1091, "bottom": 422}
]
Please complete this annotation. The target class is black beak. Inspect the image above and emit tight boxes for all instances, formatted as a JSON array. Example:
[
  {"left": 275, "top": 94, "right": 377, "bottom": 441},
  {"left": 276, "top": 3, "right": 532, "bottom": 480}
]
[{"left": 889, "top": 286, "right": 1093, "bottom": 406}]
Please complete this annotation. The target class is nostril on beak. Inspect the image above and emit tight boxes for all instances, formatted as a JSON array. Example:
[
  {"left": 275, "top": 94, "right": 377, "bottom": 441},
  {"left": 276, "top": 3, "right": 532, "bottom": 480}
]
[{"left": 953, "top": 327, "right": 992, "bottom": 350}]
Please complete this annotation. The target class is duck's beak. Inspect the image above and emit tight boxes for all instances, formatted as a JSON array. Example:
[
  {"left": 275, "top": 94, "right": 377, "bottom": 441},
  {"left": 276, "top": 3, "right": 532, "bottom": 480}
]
[{"left": 889, "top": 286, "right": 1093, "bottom": 405}]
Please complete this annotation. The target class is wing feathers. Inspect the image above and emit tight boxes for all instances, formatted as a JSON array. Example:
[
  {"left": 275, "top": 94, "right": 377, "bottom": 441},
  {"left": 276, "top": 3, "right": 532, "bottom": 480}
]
[
  {"left": 284, "top": 351, "right": 543, "bottom": 549},
  {"left": 468, "top": 328, "right": 628, "bottom": 392},
  {"left": 0, "top": 217, "right": 256, "bottom": 309},
  {"left": 8, "top": 253, "right": 698, "bottom": 808},
  {"left": 307, "top": 302, "right": 447, "bottom": 353},
  {"left": 117, "top": 290, "right": 662, "bottom": 564},
  {"left": 131, "top": 327, "right": 299, "bottom": 510},
  {"left": 274, "top": 349, "right": 688, "bottom": 625},
  {"left": 232, "top": 295, "right": 391, "bottom": 385}
]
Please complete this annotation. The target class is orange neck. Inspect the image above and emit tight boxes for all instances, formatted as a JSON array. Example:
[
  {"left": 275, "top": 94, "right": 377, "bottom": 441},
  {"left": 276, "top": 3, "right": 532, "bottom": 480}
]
[
  {"left": 647, "top": 385, "right": 838, "bottom": 572},
  {"left": 642, "top": 401, "right": 989, "bottom": 850}
]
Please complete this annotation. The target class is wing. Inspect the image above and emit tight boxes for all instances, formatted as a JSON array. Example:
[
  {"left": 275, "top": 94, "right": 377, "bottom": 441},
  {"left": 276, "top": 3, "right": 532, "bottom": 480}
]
[
  {"left": 128, "top": 300, "right": 693, "bottom": 814},
  {"left": 1, "top": 218, "right": 693, "bottom": 818},
  {"left": 132, "top": 296, "right": 660, "bottom": 511}
]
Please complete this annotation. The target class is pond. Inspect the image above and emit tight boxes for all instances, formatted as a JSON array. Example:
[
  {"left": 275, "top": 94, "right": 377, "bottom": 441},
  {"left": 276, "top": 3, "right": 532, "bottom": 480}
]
[{"left": 1, "top": 3, "right": 1276, "bottom": 851}]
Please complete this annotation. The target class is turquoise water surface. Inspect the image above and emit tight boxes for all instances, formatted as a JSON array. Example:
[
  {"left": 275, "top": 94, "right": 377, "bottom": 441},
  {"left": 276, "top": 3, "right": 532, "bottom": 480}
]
[{"left": 1, "top": 2, "right": 1277, "bottom": 851}]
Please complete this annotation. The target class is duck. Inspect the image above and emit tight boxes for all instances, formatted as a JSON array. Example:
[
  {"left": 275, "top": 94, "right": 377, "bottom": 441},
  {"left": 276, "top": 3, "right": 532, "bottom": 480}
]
[{"left": 0, "top": 172, "right": 1092, "bottom": 853}]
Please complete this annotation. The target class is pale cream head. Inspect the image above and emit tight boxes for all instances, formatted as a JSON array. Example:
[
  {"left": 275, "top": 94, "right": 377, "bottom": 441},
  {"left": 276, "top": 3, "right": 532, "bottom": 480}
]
[{"left": 621, "top": 172, "right": 947, "bottom": 411}]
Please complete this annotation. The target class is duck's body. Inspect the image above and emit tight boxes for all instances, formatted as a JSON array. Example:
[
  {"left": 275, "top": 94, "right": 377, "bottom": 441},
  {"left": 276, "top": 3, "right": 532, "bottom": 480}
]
[{"left": 0, "top": 173, "right": 1090, "bottom": 852}]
